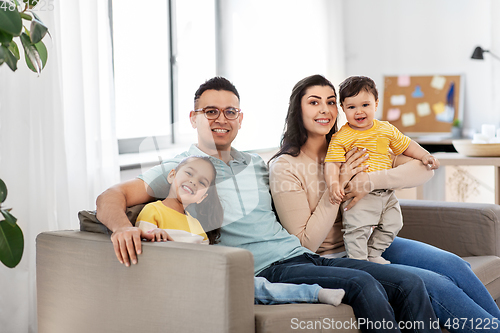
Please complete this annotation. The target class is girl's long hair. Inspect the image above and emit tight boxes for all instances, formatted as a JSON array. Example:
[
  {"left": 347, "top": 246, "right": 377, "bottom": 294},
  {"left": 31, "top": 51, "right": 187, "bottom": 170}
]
[
  {"left": 170, "top": 156, "right": 224, "bottom": 244},
  {"left": 269, "top": 74, "right": 338, "bottom": 163}
]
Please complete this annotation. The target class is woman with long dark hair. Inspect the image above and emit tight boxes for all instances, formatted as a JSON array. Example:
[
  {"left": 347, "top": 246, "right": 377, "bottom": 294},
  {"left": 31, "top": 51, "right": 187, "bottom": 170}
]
[{"left": 269, "top": 74, "right": 500, "bottom": 333}]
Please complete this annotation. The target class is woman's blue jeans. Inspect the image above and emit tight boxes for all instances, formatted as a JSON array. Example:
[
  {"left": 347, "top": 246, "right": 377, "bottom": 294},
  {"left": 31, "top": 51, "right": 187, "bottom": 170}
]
[
  {"left": 257, "top": 252, "right": 439, "bottom": 333},
  {"left": 384, "top": 237, "right": 500, "bottom": 333}
]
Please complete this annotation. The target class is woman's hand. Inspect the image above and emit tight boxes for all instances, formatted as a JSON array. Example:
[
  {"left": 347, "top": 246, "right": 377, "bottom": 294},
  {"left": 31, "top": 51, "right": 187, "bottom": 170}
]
[
  {"left": 342, "top": 172, "right": 372, "bottom": 211},
  {"left": 339, "top": 147, "right": 369, "bottom": 189},
  {"left": 147, "top": 228, "right": 174, "bottom": 242}
]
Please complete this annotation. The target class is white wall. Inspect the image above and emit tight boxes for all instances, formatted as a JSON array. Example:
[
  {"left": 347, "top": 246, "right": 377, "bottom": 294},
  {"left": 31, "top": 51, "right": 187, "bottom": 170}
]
[
  {"left": 218, "top": 0, "right": 346, "bottom": 151},
  {"left": 342, "top": 0, "right": 499, "bottom": 134}
]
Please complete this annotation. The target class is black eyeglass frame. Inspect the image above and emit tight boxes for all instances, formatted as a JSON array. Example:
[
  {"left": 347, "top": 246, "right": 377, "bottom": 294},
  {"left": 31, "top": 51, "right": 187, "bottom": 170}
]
[{"left": 192, "top": 107, "right": 242, "bottom": 120}]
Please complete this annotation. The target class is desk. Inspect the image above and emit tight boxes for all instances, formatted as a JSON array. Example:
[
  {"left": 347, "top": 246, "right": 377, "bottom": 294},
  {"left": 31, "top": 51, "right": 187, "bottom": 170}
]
[{"left": 416, "top": 153, "right": 500, "bottom": 204}]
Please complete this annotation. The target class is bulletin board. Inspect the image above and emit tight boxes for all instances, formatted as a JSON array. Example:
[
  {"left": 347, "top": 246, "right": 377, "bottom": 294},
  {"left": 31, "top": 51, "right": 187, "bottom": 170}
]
[{"left": 381, "top": 75, "right": 464, "bottom": 136}]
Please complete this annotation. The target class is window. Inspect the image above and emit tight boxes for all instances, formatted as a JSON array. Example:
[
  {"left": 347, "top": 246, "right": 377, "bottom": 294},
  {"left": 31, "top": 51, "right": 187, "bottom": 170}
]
[
  {"left": 112, "top": 0, "right": 342, "bottom": 156},
  {"left": 111, "top": 0, "right": 216, "bottom": 154}
]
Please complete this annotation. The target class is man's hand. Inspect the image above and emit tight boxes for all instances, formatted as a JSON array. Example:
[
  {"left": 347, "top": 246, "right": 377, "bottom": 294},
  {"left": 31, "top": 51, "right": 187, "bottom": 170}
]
[
  {"left": 110, "top": 226, "right": 153, "bottom": 267},
  {"left": 96, "top": 178, "right": 157, "bottom": 266},
  {"left": 422, "top": 154, "right": 440, "bottom": 170},
  {"left": 342, "top": 172, "right": 372, "bottom": 211}
]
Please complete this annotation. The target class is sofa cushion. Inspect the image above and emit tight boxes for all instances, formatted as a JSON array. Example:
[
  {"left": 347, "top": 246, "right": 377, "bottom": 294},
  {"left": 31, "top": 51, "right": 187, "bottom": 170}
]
[
  {"left": 254, "top": 303, "right": 359, "bottom": 333},
  {"left": 78, "top": 203, "right": 146, "bottom": 234},
  {"left": 464, "top": 255, "right": 500, "bottom": 301}
]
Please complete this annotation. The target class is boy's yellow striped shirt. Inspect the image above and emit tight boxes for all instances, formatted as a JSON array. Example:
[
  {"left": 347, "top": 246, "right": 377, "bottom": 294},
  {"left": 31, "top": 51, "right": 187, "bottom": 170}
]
[{"left": 325, "top": 119, "right": 411, "bottom": 172}]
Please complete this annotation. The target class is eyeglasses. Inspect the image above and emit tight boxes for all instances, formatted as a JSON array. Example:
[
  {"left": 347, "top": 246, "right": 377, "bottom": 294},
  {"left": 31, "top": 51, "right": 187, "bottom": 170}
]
[{"left": 193, "top": 107, "right": 242, "bottom": 120}]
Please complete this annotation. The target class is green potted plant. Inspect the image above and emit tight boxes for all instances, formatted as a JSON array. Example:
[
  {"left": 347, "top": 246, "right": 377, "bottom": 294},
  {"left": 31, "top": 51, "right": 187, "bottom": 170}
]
[
  {"left": 0, "top": 0, "right": 49, "bottom": 73},
  {"left": 452, "top": 119, "right": 462, "bottom": 139},
  {"left": 0, "top": 0, "right": 51, "bottom": 268},
  {"left": 0, "top": 179, "right": 23, "bottom": 268}
]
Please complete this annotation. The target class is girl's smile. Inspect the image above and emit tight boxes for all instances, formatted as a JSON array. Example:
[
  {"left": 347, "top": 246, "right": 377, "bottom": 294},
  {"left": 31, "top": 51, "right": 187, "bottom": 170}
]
[{"left": 166, "top": 158, "right": 216, "bottom": 207}]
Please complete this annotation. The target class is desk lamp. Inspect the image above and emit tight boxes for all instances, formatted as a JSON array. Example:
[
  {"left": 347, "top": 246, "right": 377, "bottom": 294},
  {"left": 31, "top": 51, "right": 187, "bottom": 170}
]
[{"left": 471, "top": 46, "right": 500, "bottom": 60}]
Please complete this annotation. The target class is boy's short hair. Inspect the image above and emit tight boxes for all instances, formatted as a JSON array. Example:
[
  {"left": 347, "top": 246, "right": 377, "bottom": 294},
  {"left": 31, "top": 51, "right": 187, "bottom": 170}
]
[
  {"left": 339, "top": 76, "right": 378, "bottom": 106},
  {"left": 194, "top": 76, "right": 240, "bottom": 105}
]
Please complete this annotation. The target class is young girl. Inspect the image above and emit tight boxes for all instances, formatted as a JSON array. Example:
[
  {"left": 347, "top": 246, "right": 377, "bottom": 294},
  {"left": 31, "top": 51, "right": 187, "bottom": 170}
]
[
  {"left": 136, "top": 155, "right": 345, "bottom": 306},
  {"left": 136, "top": 155, "right": 223, "bottom": 245}
]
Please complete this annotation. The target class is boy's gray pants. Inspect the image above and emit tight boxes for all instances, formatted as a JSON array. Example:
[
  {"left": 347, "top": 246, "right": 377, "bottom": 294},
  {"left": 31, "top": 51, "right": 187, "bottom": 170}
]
[{"left": 341, "top": 189, "right": 403, "bottom": 260}]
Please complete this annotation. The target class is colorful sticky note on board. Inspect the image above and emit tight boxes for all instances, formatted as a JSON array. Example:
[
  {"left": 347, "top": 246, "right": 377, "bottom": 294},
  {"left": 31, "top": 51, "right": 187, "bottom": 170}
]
[
  {"left": 401, "top": 112, "right": 416, "bottom": 127},
  {"left": 411, "top": 85, "right": 424, "bottom": 98},
  {"left": 417, "top": 103, "right": 431, "bottom": 117},
  {"left": 387, "top": 108, "right": 401, "bottom": 121},
  {"left": 390, "top": 95, "right": 406, "bottom": 106},
  {"left": 432, "top": 102, "right": 445, "bottom": 115},
  {"left": 436, "top": 105, "right": 455, "bottom": 123},
  {"left": 397, "top": 75, "right": 411, "bottom": 87},
  {"left": 431, "top": 76, "right": 446, "bottom": 90}
]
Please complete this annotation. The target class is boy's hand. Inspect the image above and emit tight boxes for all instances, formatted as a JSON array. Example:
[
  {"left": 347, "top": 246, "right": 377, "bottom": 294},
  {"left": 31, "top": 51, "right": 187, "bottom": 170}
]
[
  {"left": 422, "top": 154, "right": 440, "bottom": 170},
  {"left": 328, "top": 183, "right": 345, "bottom": 205},
  {"left": 147, "top": 228, "right": 174, "bottom": 242}
]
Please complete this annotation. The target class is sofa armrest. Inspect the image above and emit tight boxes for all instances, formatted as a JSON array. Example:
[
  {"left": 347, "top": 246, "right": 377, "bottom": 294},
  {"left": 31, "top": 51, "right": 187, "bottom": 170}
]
[
  {"left": 36, "top": 230, "right": 255, "bottom": 333},
  {"left": 399, "top": 199, "right": 500, "bottom": 257}
]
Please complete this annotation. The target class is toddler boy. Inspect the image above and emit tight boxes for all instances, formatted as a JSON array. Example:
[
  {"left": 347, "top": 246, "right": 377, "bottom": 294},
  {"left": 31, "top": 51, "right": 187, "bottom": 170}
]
[{"left": 324, "top": 76, "right": 439, "bottom": 264}]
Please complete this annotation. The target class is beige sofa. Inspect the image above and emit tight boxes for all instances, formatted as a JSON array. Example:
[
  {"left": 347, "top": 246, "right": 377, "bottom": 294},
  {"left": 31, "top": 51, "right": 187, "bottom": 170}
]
[{"left": 36, "top": 200, "right": 500, "bottom": 333}]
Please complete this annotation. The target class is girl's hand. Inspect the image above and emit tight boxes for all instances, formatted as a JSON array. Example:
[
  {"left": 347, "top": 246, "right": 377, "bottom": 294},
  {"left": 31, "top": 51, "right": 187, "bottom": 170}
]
[
  {"left": 342, "top": 172, "right": 372, "bottom": 211},
  {"left": 339, "top": 147, "right": 369, "bottom": 188},
  {"left": 147, "top": 228, "right": 174, "bottom": 242}
]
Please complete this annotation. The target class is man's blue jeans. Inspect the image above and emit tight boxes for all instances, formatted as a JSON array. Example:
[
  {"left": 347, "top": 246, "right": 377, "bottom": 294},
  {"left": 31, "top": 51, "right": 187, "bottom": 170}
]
[
  {"left": 257, "top": 253, "right": 439, "bottom": 333},
  {"left": 385, "top": 237, "right": 500, "bottom": 333}
]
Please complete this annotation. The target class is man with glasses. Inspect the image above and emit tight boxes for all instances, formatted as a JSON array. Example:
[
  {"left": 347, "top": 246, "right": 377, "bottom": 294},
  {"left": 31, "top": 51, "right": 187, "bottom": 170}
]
[
  {"left": 96, "top": 76, "right": 439, "bottom": 332},
  {"left": 97, "top": 76, "right": 248, "bottom": 265}
]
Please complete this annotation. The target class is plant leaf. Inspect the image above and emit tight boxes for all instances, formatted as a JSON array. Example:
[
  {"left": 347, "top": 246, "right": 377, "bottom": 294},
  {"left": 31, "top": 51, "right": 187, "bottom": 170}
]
[
  {"left": 0, "top": 219, "right": 24, "bottom": 268},
  {"left": 0, "top": 45, "right": 4, "bottom": 65},
  {"left": 0, "top": 179, "right": 6, "bottom": 203},
  {"left": 29, "top": 17, "right": 47, "bottom": 43},
  {"left": 1, "top": 44, "right": 17, "bottom": 71},
  {"left": 23, "top": 0, "right": 38, "bottom": 9},
  {"left": 8, "top": 39, "right": 19, "bottom": 59},
  {"left": 19, "top": 11, "right": 31, "bottom": 20},
  {"left": 0, "top": 29, "right": 13, "bottom": 44},
  {"left": 1, "top": 209, "right": 17, "bottom": 225},
  {"left": 30, "top": 10, "right": 41, "bottom": 22},
  {"left": 31, "top": 11, "right": 52, "bottom": 41},
  {"left": 35, "top": 39, "right": 46, "bottom": 67},
  {"left": 20, "top": 32, "right": 39, "bottom": 72},
  {"left": 0, "top": 1, "right": 23, "bottom": 36},
  {"left": 23, "top": 38, "right": 46, "bottom": 72}
]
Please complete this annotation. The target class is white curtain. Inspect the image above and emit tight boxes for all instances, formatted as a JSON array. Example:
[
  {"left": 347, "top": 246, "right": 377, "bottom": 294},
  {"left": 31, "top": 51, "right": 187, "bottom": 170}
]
[{"left": 0, "top": 1, "right": 119, "bottom": 332}]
